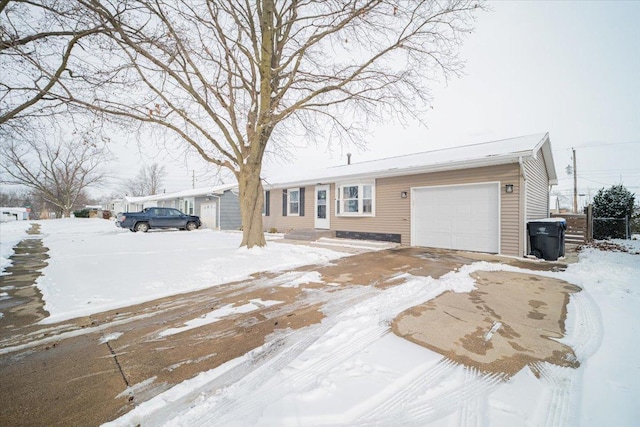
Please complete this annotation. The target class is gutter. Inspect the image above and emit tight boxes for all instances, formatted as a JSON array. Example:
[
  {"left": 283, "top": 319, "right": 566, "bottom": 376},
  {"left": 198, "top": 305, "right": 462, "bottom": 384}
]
[
  {"left": 520, "top": 156, "right": 528, "bottom": 256},
  {"left": 212, "top": 194, "right": 221, "bottom": 230}
]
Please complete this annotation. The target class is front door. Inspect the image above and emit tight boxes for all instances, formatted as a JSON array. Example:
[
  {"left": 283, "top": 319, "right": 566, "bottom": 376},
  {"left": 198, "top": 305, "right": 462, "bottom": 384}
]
[{"left": 314, "top": 185, "right": 330, "bottom": 229}]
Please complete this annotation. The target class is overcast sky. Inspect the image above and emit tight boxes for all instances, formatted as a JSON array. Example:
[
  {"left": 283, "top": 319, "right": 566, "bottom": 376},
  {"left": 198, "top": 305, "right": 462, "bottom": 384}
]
[{"left": 109, "top": 1, "right": 640, "bottom": 208}]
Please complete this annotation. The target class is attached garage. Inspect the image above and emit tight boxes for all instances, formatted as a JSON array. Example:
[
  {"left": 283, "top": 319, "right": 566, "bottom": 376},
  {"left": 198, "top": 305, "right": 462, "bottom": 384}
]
[{"left": 411, "top": 182, "right": 500, "bottom": 253}]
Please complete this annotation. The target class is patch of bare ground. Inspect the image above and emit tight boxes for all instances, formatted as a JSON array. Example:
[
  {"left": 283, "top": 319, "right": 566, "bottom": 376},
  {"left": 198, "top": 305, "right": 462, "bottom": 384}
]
[{"left": 579, "top": 240, "right": 640, "bottom": 254}]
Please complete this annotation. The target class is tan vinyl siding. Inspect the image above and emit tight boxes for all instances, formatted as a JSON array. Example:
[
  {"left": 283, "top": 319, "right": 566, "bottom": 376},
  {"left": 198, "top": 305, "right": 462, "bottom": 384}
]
[
  {"left": 262, "top": 186, "right": 314, "bottom": 231},
  {"left": 264, "top": 163, "right": 522, "bottom": 256},
  {"left": 524, "top": 152, "right": 550, "bottom": 222},
  {"left": 330, "top": 163, "right": 522, "bottom": 256}
]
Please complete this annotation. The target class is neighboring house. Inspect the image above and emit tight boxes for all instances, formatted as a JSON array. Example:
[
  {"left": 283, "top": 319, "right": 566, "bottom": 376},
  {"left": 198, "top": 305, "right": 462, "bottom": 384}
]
[
  {"left": 262, "top": 133, "right": 558, "bottom": 257},
  {"left": 120, "top": 183, "right": 241, "bottom": 230},
  {"left": 106, "top": 198, "right": 126, "bottom": 217},
  {"left": 1, "top": 207, "right": 29, "bottom": 222}
]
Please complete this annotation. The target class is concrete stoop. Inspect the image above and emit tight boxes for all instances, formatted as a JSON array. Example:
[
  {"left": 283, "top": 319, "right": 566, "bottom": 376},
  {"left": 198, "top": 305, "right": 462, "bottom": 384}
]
[
  {"left": 310, "top": 237, "right": 400, "bottom": 251},
  {"left": 283, "top": 228, "right": 336, "bottom": 241}
]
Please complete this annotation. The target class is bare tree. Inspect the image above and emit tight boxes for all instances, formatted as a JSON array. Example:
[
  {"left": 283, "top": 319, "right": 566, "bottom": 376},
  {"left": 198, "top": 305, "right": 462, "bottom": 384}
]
[
  {"left": 0, "top": 1, "right": 104, "bottom": 135},
  {"left": 0, "top": 131, "right": 110, "bottom": 217},
  {"left": 53, "top": 0, "right": 484, "bottom": 247},
  {"left": 0, "top": 187, "right": 28, "bottom": 206},
  {"left": 122, "top": 162, "right": 167, "bottom": 196}
]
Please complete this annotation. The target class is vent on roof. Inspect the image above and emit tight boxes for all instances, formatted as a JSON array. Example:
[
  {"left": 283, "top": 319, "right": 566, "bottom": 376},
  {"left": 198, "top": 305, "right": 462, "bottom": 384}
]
[{"left": 347, "top": 153, "right": 351, "bottom": 165}]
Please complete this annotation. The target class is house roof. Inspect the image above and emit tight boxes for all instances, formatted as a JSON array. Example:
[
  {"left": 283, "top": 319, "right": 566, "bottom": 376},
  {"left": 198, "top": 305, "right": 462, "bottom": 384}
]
[
  {"left": 124, "top": 183, "right": 237, "bottom": 204},
  {"left": 264, "top": 133, "right": 558, "bottom": 188}
]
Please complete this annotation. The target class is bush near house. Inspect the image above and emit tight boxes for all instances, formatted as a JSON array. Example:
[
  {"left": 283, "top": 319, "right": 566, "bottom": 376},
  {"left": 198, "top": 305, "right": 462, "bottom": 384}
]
[
  {"left": 592, "top": 184, "right": 635, "bottom": 239},
  {"left": 73, "top": 209, "right": 90, "bottom": 218}
]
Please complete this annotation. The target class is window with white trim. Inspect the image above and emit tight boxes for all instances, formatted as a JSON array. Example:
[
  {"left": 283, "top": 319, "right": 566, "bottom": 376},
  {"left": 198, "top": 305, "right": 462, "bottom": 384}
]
[
  {"left": 336, "top": 182, "right": 375, "bottom": 216},
  {"left": 288, "top": 188, "right": 300, "bottom": 216}
]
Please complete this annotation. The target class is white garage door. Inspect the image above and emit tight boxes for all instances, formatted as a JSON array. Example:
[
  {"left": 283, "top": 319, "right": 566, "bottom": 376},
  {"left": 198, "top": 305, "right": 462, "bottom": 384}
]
[
  {"left": 200, "top": 201, "right": 217, "bottom": 229},
  {"left": 411, "top": 182, "right": 500, "bottom": 253}
]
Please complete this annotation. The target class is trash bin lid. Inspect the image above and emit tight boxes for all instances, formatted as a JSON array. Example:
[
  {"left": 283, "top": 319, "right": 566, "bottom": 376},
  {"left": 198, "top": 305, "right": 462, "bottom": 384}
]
[
  {"left": 527, "top": 218, "right": 566, "bottom": 234},
  {"left": 528, "top": 218, "right": 566, "bottom": 228},
  {"left": 529, "top": 217, "right": 566, "bottom": 224}
]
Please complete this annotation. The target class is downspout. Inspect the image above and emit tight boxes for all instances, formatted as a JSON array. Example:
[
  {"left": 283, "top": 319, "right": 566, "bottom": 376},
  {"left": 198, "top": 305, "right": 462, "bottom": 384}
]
[
  {"left": 212, "top": 195, "right": 221, "bottom": 230},
  {"left": 519, "top": 157, "right": 528, "bottom": 256}
]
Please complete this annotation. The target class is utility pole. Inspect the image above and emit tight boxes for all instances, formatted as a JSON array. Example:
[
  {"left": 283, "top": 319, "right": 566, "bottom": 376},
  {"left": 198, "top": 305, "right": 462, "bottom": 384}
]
[{"left": 572, "top": 148, "right": 578, "bottom": 213}]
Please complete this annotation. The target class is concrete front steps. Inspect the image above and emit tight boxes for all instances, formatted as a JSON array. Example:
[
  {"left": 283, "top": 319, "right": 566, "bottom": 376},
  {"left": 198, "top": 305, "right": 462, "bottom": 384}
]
[
  {"left": 311, "top": 237, "right": 399, "bottom": 252},
  {"left": 283, "top": 229, "right": 336, "bottom": 241},
  {"left": 281, "top": 229, "right": 399, "bottom": 253}
]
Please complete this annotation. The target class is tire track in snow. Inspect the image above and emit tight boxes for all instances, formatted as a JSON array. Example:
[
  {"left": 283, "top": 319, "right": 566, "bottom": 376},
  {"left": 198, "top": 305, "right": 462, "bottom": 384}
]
[
  {"left": 357, "top": 358, "right": 459, "bottom": 422},
  {"left": 532, "top": 362, "right": 579, "bottom": 427},
  {"left": 527, "top": 286, "right": 602, "bottom": 427},
  {"left": 398, "top": 370, "right": 504, "bottom": 425},
  {"left": 145, "top": 286, "right": 377, "bottom": 426},
  {"left": 167, "top": 277, "right": 450, "bottom": 426},
  {"left": 210, "top": 327, "right": 391, "bottom": 424},
  {"left": 456, "top": 367, "right": 488, "bottom": 427},
  {"left": 352, "top": 363, "right": 503, "bottom": 426},
  {"left": 566, "top": 289, "right": 604, "bottom": 361},
  {"left": 196, "top": 322, "right": 393, "bottom": 426}
]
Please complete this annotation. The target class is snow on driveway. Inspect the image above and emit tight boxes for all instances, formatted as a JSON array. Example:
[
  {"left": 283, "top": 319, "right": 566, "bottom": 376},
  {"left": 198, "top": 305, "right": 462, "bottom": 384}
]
[{"left": 1, "top": 219, "right": 639, "bottom": 426}]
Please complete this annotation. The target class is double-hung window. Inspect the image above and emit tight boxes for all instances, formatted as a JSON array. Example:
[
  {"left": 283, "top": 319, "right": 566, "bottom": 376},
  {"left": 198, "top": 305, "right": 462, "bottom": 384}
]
[
  {"left": 336, "top": 182, "right": 375, "bottom": 216},
  {"left": 288, "top": 188, "right": 300, "bottom": 216}
]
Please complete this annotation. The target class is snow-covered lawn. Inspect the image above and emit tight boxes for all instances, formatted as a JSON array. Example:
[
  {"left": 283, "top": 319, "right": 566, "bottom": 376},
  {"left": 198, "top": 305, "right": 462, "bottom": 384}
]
[
  {"left": 1, "top": 219, "right": 347, "bottom": 323},
  {"left": 1, "top": 219, "right": 639, "bottom": 426}
]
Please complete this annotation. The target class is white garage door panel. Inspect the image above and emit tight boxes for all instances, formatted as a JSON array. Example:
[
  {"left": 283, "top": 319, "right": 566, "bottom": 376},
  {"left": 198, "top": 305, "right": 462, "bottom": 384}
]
[
  {"left": 200, "top": 202, "right": 217, "bottom": 229},
  {"left": 412, "top": 183, "right": 499, "bottom": 253}
]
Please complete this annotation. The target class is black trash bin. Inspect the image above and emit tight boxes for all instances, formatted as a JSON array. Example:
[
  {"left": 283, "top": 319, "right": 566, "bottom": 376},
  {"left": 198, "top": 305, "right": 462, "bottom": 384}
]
[{"left": 527, "top": 219, "right": 567, "bottom": 261}]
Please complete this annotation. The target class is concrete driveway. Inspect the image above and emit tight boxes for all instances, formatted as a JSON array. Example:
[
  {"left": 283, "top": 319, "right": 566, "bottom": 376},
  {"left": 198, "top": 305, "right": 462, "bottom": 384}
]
[{"left": 0, "top": 241, "right": 575, "bottom": 426}]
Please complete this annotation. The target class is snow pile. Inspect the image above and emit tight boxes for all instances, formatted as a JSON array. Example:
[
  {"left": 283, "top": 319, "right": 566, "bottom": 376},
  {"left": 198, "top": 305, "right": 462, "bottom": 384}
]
[{"left": 0, "top": 221, "right": 33, "bottom": 274}]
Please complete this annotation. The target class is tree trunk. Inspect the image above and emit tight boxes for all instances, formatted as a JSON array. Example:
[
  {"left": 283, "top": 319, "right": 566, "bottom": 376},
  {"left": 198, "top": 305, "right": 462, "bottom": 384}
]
[{"left": 238, "top": 164, "right": 266, "bottom": 248}]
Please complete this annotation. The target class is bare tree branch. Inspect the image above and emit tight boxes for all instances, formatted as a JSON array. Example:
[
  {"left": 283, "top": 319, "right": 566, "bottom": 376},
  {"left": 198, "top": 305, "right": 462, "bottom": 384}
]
[
  {"left": 32, "top": 0, "right": 484, "bottom": 247},
  {"left": 0, "top": 1, "right": 105, "bottom": 132},
  {"left": 0, "top": 129, "right": 110, "bottom": 217},
  {"left": 121, "top": 162, "right": 167, "bottom": 196}
]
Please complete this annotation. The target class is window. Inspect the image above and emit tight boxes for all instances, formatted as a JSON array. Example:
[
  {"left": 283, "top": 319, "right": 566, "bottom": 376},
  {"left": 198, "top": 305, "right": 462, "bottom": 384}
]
[
  {"left": 182, "top": 199, "right": 194, "bottom": 215},
  {"left": 263, "top": 191, "right": 270, "bottom": 216},
  {"left": 336, "top": 182, "right": 375, "bottom": 216},
  {"left": 288, "top": 188, "right": 300, "bottom": 216}
]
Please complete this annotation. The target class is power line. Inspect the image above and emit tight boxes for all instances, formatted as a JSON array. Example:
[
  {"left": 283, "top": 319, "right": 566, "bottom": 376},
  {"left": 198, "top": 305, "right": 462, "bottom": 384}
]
[
  {"left": 552, "top": 139, "right": 640, "bottom": 152},
  {"left": 574, "top": 139, "right": 640, "bottom": 149}
]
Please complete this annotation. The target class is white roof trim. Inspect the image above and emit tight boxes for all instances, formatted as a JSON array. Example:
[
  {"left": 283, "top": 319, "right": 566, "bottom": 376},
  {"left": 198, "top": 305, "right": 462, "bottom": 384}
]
[
  {"left": 124, "top": 183, "right": 238, "bottom": 204},
  {"left": 264, "top": 133, "right": 557, "bottom": 189}
]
